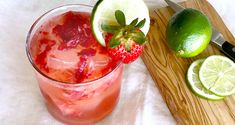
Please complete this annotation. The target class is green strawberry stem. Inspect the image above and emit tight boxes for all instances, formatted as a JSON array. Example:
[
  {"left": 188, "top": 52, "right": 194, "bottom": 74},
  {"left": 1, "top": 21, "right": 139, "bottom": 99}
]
[{"left": 102, "top": 10, "right": 147, "bottom": 51}]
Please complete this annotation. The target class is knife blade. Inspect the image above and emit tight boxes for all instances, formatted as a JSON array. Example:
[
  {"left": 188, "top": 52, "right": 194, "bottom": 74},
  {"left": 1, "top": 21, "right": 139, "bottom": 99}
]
[{"left": 165, "top": 0, "right": 235, "bottom": 61}]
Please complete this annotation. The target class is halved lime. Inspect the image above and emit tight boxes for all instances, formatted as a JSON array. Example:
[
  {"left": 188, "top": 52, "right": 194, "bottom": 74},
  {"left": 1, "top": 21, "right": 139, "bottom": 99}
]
[
  {"left": 199, "top": 55, "right": 235, "bottom": 96},
  {"left": 91, "top": 0, "right": 150, "bottom": 46},
  {"left": 187, "top": 59, "right": 224, "bottom": 100}
]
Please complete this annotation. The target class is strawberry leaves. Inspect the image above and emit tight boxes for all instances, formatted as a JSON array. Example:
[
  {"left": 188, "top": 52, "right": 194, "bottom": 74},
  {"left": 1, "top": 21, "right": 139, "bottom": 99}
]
[
  {"left": 109, "top": 38, "right": 121, "bottom": 48},
  {"left": 101, "top": 10, "right": 146, "bottom": 33},
  {"left": 109, "top": 31, "right": 122, "bottom": 48},
  {"left": 130, "top": 18, "right": 138, "bottom": 27},
  {"left": 129, "top": 31, "right": 146, "bottom": 45},
  {"left": 136, "top": 18, "right": 146, "bottom": 29},
  {"left": 115, "top": 10, "right": 126, "bottom": 26},
  {"left": 101, "top": 24, "right": 121, "bottom": 33},
  {"left": 102, "top": 10, "right": 147, "bottom": 52}
]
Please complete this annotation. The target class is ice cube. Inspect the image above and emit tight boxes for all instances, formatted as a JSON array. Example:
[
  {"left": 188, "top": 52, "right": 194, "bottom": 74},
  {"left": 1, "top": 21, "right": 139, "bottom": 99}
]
[
  {"left": 47, "top": 47, "right": 79, "bottom": 69},
  {"left": 93, "top": 53, "right": 111, "bottom": 68}
]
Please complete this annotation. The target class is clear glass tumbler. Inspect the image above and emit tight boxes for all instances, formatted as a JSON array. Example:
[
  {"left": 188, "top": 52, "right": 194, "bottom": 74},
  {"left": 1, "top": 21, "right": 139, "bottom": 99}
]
[{"left": 26, "top": 4, "right": 123, "bottom": 125}]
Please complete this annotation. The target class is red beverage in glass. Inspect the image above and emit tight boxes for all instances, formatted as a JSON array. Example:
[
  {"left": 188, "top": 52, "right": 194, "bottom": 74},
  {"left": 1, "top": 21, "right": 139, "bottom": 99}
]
[{"left": 26, "top": 5, "right": 123, "bottom": 125}]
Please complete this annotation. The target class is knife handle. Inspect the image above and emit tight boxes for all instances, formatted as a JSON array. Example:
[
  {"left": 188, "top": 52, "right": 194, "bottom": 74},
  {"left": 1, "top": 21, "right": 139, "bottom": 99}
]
[{"left": 221, "top": 41, "right": 235, "bottom": 62}]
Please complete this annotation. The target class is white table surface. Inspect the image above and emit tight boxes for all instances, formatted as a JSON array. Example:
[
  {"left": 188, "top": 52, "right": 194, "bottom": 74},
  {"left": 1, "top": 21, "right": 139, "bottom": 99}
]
[{"left": 0, "top": 0, "right": 234, "bottom": 125}]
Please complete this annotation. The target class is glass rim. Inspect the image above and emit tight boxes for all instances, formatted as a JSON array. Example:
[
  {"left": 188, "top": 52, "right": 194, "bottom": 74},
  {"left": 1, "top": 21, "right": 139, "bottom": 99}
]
[{"left": 25, "top": 4, "right": 122, "bottom": 86}]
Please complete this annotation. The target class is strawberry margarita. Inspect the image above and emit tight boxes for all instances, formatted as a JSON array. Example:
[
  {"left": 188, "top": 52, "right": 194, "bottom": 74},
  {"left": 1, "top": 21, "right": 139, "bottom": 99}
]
[{"left": 26, "top": 5, "right": 123, "bottom": 124}]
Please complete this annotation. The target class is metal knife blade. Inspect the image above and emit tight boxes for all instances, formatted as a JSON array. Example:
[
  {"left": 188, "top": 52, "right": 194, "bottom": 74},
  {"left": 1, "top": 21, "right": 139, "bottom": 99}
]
[
  {"left": 211, "top": 27, "right": 225, "bottom": 48},
  {"left": 165, "top": 0, "right": 235, "bottom": 61},
  {"left": 165, "top": 0, "right": 184, "bottom": 12}
]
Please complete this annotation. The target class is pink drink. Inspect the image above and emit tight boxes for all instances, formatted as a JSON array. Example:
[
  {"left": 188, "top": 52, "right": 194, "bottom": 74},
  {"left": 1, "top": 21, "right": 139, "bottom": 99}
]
[{"left": 26, "top": 5, "right": 123, "bottom": 125}]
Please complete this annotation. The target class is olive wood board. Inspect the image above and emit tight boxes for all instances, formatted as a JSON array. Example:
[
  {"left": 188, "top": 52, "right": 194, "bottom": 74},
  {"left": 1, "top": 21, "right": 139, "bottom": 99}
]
[{"left": 141, "top": 0, "right": 235, "bottom": 124}]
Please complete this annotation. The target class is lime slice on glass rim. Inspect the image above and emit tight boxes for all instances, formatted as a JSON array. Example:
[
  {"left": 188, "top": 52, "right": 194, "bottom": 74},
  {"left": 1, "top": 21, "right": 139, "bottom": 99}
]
[
  {"left": 199, "top": 55, "right": 235, "bottom": 96},
  {"left": 91, "top": 0, "right": 150, "bottom": 46},
  {"left": 187, "top": 59, "right": 224, "bottom": 100}
]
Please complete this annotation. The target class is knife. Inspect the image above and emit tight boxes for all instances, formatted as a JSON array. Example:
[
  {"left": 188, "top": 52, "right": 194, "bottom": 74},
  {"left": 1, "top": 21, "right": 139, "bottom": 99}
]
[{"left": 165, "top": 0, "right": 235, "bottom": 61}]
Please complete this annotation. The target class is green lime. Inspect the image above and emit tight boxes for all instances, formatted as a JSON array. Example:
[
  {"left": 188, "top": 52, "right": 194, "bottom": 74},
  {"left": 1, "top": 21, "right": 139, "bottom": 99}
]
[
  {"left": 91, "top": 0, "right": 150, "bottom": 46},
  {"left": 199, "top": 55, "right": 235, "bottom": 96},
  {"left": 187, "top": 59, "right": 224, "bottom": 100},
  {"left": 166, "top": 8, "right": 212, "bottom": 57}
]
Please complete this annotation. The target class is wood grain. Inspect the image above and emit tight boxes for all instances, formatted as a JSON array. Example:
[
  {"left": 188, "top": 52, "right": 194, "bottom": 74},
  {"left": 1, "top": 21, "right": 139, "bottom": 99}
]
[{"left": 141, "top": 0, "right": 235, "bottom": 124}]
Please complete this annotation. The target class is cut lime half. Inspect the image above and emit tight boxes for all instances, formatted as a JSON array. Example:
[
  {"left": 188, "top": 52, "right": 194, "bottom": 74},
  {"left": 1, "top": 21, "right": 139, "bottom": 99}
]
[
  {"left": 91, "top": 0, "right": 150, "bottom": 46},
  {"left": 187, "top": 59, "right": 224, "bottom": 100},
  {"left": 199, "top": 55, "right": 235, "bottom": 96}
]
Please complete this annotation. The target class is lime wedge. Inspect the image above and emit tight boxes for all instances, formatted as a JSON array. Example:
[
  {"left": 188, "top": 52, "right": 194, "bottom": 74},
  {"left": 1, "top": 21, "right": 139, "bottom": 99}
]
[
  {"left": 91, "top": 0, "right": 150, "bottom": 46},
  {"left": 187, "top": 59, "right": 224, "bottom": 100},
  {"left": 199, "top": 55, "right": 235, "bottom": 96}
]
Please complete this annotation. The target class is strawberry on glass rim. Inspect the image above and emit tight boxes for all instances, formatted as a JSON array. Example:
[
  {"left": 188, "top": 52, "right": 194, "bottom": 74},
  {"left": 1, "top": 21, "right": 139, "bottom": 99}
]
[
  {"left": 103, "top": 10, "right": 147, "bottom": 64},
  {"left": 91, "top": 0, "right": 150, "bottom": 64}
]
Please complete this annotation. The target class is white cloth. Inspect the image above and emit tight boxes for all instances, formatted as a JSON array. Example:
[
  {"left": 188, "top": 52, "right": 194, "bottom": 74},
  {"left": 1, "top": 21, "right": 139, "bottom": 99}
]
[{"left": 0, "top": 0, "right": 233, "bottom": 125}]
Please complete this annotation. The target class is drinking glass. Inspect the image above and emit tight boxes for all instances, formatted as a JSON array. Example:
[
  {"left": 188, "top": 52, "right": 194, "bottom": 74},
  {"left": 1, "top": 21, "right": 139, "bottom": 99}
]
[{"left": 26, "top": 4, "right": 123, "bottom": 125}]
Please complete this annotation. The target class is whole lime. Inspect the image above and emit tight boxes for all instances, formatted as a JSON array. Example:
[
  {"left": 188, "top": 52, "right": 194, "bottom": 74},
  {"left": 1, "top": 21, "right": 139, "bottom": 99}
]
[{"left": 166, "top": 8, "right": 212, "bottom": 57}]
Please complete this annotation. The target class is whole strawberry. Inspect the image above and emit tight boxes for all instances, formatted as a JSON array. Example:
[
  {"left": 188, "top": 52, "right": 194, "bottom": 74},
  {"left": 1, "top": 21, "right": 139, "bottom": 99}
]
[{"left": 102, "top": 10, "right": 147, "bottom": 64}]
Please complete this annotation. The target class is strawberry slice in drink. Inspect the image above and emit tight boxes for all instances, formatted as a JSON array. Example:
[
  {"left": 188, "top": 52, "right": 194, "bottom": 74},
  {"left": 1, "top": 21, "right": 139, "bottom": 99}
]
[
  {"left": 53, "top": 11, "right": 94, "bottom": 50},
  {"left": 32, "top": 11, "right": 118, "bottom": 83}
]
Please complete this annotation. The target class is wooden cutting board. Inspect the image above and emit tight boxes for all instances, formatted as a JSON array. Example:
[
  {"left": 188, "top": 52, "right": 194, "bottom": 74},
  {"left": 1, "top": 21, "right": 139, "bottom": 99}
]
[{"left": 141, "top": 0, "right": 235, "bottom": 124}]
